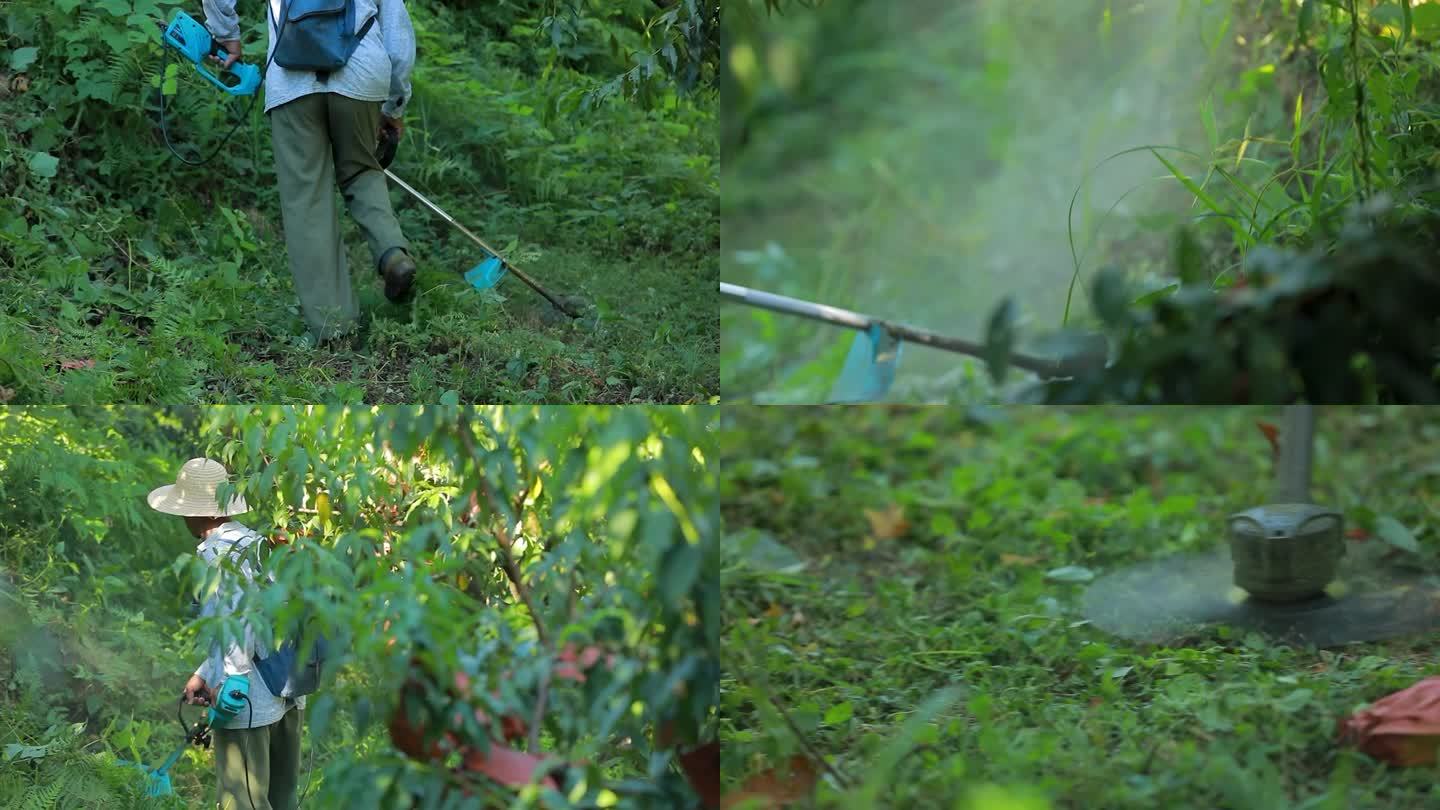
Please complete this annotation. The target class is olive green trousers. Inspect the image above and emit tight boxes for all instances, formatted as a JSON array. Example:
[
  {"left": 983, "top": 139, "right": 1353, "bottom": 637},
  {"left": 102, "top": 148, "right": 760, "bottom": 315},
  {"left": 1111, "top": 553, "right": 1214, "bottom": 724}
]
[
  {"left": 269, "top": 93, "right": 410, "bottom": 341},
  {"left": 213, "top": 707, "right": 303, "bottom": 810}
]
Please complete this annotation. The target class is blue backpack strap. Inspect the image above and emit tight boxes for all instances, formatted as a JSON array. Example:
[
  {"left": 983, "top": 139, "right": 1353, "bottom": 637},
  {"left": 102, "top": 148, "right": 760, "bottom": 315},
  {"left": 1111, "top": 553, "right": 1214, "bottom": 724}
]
[{"left": 309, "top": 0, "right": 377, "bottom": 83}]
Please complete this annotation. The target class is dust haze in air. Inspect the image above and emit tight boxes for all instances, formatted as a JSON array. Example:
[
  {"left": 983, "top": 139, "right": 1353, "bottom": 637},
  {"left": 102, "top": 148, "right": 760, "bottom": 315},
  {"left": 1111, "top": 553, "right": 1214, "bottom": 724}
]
[{"left": 723, "top": 0, "right": 1229, "bottom": 396}]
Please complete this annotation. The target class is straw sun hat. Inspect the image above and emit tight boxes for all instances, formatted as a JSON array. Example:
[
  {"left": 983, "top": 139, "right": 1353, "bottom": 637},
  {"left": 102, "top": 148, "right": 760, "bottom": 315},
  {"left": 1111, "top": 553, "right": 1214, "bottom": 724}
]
[{"left": 146, "top": 458, "right": 250, "bottom": 517}]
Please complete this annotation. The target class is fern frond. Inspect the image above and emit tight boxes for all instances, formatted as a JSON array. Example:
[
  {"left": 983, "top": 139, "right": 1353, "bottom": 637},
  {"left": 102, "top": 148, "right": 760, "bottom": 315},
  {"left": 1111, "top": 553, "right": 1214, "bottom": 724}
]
[{"left": 20, "top": 771, "right": 65, "bottom": 810}]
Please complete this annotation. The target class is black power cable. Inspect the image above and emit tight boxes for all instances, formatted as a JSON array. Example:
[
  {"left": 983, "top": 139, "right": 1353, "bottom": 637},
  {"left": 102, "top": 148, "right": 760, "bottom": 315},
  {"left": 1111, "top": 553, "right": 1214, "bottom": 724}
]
[
  {"left": 238, "top": 692, "right": 259, "bottom": 810},
  {"left": 176, "top": 697, "right": 189, "bottom": 740},
  {"left": 296, "top": 704, "right": 315, "bottom": 807}
]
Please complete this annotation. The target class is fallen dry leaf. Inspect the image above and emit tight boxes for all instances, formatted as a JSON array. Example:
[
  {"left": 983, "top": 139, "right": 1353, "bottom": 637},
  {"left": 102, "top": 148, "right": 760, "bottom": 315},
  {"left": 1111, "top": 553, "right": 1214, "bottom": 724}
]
[
  {"left": 676, "top": 742, "right": 720, "bottom": 808},
  {"left": 0, "top": 387, "right": 13, "bottom": 403},
  {"left": 1000, "top": 553, "right": 1042, "bottom": 567},
  {"left": 60, "top": 359, "right": 95, "bottom": 371},
  {"left": 863, "top": 503, "right": 910, "bottom": 543},
  {"left": 459, "top": 742, "right": 558, "bottom": 790},
  {"left": 1338, "top": 676, "right": 1440, "bottom": 765},
  {"left": 1257, "top": 421, "right": 1281, "bottom": 462},
  {"left": 721, "top": 755, "right": 819, "bottom": 809},
  {"left": 1145, "top": 464, "right": 1164, "bottom": 495}
]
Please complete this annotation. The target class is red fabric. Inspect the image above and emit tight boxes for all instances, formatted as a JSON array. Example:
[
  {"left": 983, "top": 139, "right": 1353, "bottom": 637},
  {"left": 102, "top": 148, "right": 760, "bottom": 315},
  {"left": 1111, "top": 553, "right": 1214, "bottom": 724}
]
[
  {"left": 1338, "top": 676, "right": 1440, "bottom": 766},
  {"left": 390, "top": 646, "right": 713, "bottom": 799}
]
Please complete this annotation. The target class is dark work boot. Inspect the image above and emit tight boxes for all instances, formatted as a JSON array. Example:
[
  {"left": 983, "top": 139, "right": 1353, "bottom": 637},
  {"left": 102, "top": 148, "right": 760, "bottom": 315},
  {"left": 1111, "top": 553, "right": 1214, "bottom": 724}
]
[{"left": 378, "top": 247, "right": 416, "bottom": 303}]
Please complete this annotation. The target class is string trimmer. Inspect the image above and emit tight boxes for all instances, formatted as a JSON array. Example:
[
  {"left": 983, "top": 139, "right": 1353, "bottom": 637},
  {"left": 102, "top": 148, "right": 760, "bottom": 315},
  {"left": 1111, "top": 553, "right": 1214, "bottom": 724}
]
[
  {"left": 721, "top": 282, "right": 1109, "bottom": 402},
  {"left": 120, "top": 674, "right": 250, "bottom": 797},
  {"left": 1082, "top": 405, "right": 1440, "bottom": 647},
  {"left": 377, "top": 127, "right": 584, "bottom": 319},
  {"left": 154, "top": 10, "right": 284, "bottom": 166}
]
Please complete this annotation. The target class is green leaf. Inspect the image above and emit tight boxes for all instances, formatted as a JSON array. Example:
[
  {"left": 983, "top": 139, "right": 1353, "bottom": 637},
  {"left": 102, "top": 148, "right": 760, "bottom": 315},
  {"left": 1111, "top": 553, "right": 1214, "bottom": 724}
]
[
  {"left": 27, "top": 152, "right": 59, "bottom": 179},
  {"left": 1091, "top": 266, "right": 1131, "bottom": 326},
  {"left": 353, "top": 696, "right": 372, "bottom": 735},
  {"left": 1173, "top": 226, "right": 1206, "bottom": 285},
  {"left": 308, "top": 694, "right": 336, "bottom": 741},
  {"left": 1200, "top": 95, "right": 1218, "bottom": 150},
  {"left": 657, "top": 540, "right": 701, "bottom": 609},
  {"left": 1045, "top": 566, "right": 1095, "bottom": 583},
  {"left": 1291, "top": 91, "right": 1305, "bottom": 163},
  {"left": 1413, "top": 4, "right": 1440, "bottom": 39},
  {"left": 439, "top": 390, "right": 460, "bottom": 406},
  {"left": 1276, "top": 688, "right": 1314, "bottom": 713},
  {"left": 730, "top": 530, "right": 806, "bottom": 574},
  {"left": 824, "top": 701, "right": 853, "bottom": 725},
  {"left": 1375, "top": 516, "right": 1419, "bottom": 553},
  {"left": 1150, "top": 148, "right": 1228, "bottom": 222},
  {"left": 3, "top": 743, "right": 50, "bottom": 761},
  {"left": 1133, "top": 283, "right": 1180, "bottom": 307},
  {"left": 9, "top": 47, "right": 38, "bottom": 72},
  {"left": 852, "top": 688, "right": 963, "bottom": 805},
  {"left": 983, "top": 296, "right": 1017, "bottom": 384}
]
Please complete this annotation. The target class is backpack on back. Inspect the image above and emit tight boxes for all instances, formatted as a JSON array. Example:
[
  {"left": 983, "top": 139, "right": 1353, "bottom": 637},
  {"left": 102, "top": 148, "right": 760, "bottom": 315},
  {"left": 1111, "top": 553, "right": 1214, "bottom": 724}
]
[
  {"left": 253, "top": 627, "right": 329, "bottom": 699},
  {"left": 222, "top": 532, "right": 332, "bottom": 700},
  {"left": 270, "top": 0, "right": 377, "bottom": 81}
]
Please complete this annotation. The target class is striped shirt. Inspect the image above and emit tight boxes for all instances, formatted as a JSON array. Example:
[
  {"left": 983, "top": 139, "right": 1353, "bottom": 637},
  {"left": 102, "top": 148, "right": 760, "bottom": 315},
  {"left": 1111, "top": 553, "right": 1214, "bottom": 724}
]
[{"left": 201, "top": 0, "right": 416, "bottom": 117}]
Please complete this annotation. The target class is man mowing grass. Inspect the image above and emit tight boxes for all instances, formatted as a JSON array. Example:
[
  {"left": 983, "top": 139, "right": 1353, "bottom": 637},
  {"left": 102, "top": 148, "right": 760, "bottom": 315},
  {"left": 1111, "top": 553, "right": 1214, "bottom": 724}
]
[
  {"left": 202, "top": 0, "right": 419, "bottom": 347},
  {"left": 148, "top": 458, "right": 305, "bottom": 810}
]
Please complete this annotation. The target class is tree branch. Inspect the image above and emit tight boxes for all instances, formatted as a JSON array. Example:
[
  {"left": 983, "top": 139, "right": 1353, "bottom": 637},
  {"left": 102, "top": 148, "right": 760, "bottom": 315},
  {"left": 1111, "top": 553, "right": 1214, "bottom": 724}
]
[{"left": 456, "top": 414, "right": 550, "bottom": 648}]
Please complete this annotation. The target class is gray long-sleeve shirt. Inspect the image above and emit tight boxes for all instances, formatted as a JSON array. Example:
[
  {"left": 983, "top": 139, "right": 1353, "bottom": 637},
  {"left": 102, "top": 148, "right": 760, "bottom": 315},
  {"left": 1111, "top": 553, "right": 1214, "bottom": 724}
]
[{"left": 202, "top": 0, "right": 415, "bottom": 118}]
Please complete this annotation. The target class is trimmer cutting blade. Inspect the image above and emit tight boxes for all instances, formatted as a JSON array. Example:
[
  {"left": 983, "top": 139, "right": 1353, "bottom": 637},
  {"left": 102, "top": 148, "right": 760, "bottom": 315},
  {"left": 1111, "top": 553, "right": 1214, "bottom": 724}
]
[
  {"left": 1081, "top": 405, "right": 1440, "bottom": 647},
  {"left": 1081, "top": 542, "right": 1440, "bottom": 647}
]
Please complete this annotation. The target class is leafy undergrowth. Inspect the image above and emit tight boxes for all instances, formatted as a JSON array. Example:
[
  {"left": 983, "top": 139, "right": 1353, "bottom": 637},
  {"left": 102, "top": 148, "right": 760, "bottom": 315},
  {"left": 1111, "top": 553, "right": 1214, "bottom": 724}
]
[
  {"left": 0, "top": 0, "right": 718, "bottom": 404},
  {"left": 722, "top": 406, "right": 1440, "bottom": 809}
]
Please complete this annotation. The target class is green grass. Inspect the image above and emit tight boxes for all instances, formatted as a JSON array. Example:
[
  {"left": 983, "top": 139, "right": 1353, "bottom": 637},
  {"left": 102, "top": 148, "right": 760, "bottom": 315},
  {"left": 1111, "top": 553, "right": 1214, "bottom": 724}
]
[
  {"left": 0, "top": 225, "right": 716, "bottom": 404},
  {"left": 722, "top": 405, "right": 1440, "bottom": 809}
]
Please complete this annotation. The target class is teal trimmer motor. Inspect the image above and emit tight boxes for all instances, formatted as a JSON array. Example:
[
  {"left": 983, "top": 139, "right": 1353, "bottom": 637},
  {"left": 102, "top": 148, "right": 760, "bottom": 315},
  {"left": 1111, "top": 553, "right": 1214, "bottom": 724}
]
[
  {"left": 161, "top": 11, "right": 262, "bottom": 95},
  {"left": 123, "top": 674, "right": 250, "bottom": 797}
]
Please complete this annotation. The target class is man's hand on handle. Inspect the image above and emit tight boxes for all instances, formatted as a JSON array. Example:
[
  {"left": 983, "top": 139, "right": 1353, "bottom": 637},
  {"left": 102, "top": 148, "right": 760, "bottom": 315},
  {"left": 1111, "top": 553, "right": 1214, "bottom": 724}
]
[
  {"left": 184, "top": 674, "right": 217, "bottom": 707},
  {"left": 380, "top": 115, "right": 404, "bottom": 142},
  {"left": 211, "top": 39, "right": 241, "bottom": 70}
]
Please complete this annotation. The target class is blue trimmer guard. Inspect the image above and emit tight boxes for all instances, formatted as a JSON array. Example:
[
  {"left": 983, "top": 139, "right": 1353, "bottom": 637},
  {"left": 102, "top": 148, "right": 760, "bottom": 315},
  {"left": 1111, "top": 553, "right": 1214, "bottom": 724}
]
[
  {"left": 827, "top": 323, "right": 903, "bottom": 403},
  {"left": 464, "top": 256, "right": 508, "bottom": 290}
]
